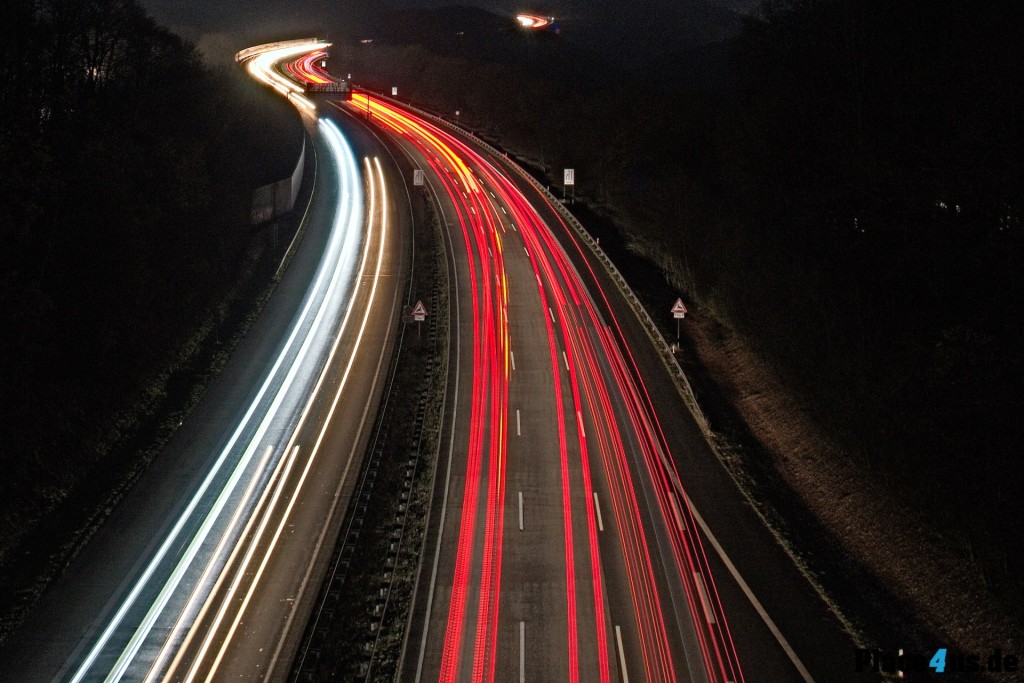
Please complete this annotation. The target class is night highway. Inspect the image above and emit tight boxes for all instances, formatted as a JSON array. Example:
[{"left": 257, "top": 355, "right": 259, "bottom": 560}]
[
  {"left": 0, "top": 42, "right": 410, "bottom": 682},
  {"left": 334, "top": 93, "right": 854, "bottom": 681},
  {"left": 0, "top": 39, "right": 853, "bottom": 683},
  {"left": 3, "top": 3, "right": 1021, "bottom": 681}
]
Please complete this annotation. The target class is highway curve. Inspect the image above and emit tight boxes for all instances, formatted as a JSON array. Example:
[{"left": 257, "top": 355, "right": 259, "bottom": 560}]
[
  {"left": 0, "top": 41, "right": 410, "bottom": 683},
  {"left": 340, "top": 93, "right": 815, "bottom": 683}
]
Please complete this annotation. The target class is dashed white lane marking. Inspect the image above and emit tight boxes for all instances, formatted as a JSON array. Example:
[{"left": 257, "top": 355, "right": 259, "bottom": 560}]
[{"left": 615, "top": 625, "right": 630, "bottom": 683}]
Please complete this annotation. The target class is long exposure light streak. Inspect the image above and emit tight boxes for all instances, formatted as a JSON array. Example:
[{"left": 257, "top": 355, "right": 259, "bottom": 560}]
[
  {"left": 238, "top": 40, "right": 329, "bottom": 111},
  {"left": 344, "top": 96, "right": 510, "bottom": 682},
  {"left": 516, "top": 14, "right": 553, "bottom": 29},
  {"left": 354, "top": 92, "right": 744, "bottom": 682},
  {"left": 201, "top": 153, "right": 389, "bottom": 683},
  {"left": 67, "top": 46, "right": 369, "bottom": 681},
  {"left": 287, "top": 50, "right": 333, "bottom": 85}
]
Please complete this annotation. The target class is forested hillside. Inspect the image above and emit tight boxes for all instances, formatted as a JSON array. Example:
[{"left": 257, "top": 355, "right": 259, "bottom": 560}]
[
  {"left": 339, "top": 0, "right": 1024, "bottom": 623},
  {"left": 711, "top": 0, "right": 1023, "bottom": 591},
  {"left": 0, "top": 0, "right": 300, "bottom": 625}
]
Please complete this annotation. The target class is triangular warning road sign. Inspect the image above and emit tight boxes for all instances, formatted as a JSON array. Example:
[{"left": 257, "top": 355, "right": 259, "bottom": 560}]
[
  {"left": 671, "top": 298, "right": 687, "bottom": 317},
  {"left": 412, "top": 301, "right": 428, "bottom": 317}
]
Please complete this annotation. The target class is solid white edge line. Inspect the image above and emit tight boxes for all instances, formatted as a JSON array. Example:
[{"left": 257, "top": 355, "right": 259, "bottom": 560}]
[
  {"left": 152, "top": 444, "right": 276, "bottom": 680},
  {"left": 593, "top": 491, "right": 604, "bottom": 532},
  {"left": 413, "top": 150, "right": 462, "bottom": 683},
  {"left": 206, "top": 153, "right": 388, "bottom": 680},
  {"left": 684, "top": 492, "right": 815, "bottom": 683},
  {"left": 179, "top": 445, "right": 303, "bottom": 682},
  {"left": 266, "top": 155, "right": 399, "bottom": 681}
]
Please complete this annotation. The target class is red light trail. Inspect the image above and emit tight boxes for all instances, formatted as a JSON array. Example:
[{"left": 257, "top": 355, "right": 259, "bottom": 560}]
[
  {"left": 285, "top": 50, "right": 333, "bottom": 85},
  {"left": 341, "top": 91, "right": 745, "bottom": 682},
  {"left": 516, "top": 14, "right": 553, "bottom": 30}
]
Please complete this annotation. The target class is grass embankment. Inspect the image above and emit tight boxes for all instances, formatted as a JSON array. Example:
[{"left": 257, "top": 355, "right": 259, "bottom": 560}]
[
  {"left": 330, "top": 4, "right": 1024, "bottom": 645},
  {"left": 0, "top": 24, "right": 306, "bottom": 638},
  {"left": 290, "top": 187, "right": 448, "bottom": 682},
  {"left": 555, "top": 197, "right": 1024, "bottom": 659},
  {"left": 0, "top": 201, "right": 306, "bottom": 639}
]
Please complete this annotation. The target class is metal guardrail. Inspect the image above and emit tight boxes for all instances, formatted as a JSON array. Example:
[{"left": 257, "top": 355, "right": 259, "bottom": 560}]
[
  {"left": 373, "top": 93, "right": 712, "bottom": 435},
  {"left": 515, "top": 174, "right": 712, "bottom": 435}
]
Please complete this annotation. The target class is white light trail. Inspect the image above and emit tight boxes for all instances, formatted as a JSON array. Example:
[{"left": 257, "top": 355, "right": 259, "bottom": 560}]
[
  {"left": 68, "top": 91, "right": 365, "bottom": 682},
  {"left": 516, "top": 14, "right": 553, "bottom": 29},
  {"left": 150, "top": 124, "right": 378, "bottom": 683},
  {"left": 203, "top": 153, "right": 390, "bottom": 682},
  {"left": 241, "top": 40, "right": 330, "bottom": 112}
]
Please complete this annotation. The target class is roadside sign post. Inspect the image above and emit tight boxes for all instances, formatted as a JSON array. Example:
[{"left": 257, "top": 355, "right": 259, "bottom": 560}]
[
  {"left": 413, "top": 169, "right": 425, "bottom": 187},
  {"left": 412, "top": 300, "right": 428, "bottom": 340},
  {"left": 671, "top": 298, "right": 687, "bottom": 347},
  {"left": 563, "top": 168, "right": 575, "bottom": 202}
]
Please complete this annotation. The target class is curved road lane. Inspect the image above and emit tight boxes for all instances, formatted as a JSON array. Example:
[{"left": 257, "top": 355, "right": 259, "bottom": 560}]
[
  {"left": 345, "top": 95, "right": 751, "bottom": 683},
  {"left": 0, "top": 45, "right": 410, "bottom": 683}
]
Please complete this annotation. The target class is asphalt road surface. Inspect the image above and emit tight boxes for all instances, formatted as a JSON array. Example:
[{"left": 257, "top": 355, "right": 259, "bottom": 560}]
[
  {"left": 348, "top": 94, "right": 863, "bottom": 683},
  {"left": 0, "top": 64, "right": 410, "bottom": 682},
  {"left": 0, "top": 41, "right": 867, "bottom": 683}
]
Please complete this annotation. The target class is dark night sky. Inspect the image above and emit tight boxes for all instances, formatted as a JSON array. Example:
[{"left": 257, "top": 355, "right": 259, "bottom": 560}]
[{"left": 139, "top": 0, "right": 758, "bottom": 67}]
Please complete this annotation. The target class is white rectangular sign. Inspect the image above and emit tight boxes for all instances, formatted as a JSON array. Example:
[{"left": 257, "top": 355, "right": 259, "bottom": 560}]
[
  {"left": 564, "top": 168, "right": 575, "bottom": 186},
  {"left": 391, "top": 86, "right": 398, "bottom": 96},
  {"left": 413, "top": 169, "right": 425, "bottom": 186}
]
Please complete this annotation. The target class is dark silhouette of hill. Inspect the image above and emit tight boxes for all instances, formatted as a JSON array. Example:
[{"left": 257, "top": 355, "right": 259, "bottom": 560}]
[
  {"left": 367, "top": 5, "right": 616, "bottom": 84},
  {"left": 332, "top": 0, "right": 1024, "bottom": 647},
  {"left": 562, "top": 0, "right": 745, "bottom": 67},
  {"left": 360, "top": 2, "right": 750, "bottom": 84}
]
